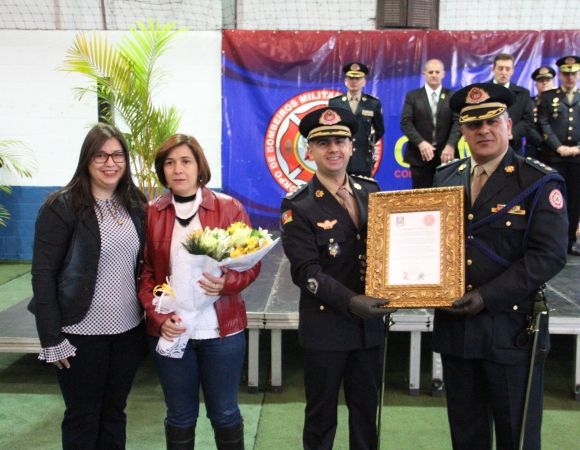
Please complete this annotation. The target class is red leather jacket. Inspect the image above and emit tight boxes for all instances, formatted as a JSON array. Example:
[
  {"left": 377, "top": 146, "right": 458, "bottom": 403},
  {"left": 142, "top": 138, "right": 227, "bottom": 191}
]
[{"left": 138, "top": 188, "right": 260, "bottom": 337}]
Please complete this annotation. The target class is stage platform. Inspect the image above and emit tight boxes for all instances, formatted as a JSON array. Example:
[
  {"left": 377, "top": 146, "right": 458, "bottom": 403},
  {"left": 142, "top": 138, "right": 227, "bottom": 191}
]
[{"left": 1, "top": 246, "right": 579, "bottom": 399}]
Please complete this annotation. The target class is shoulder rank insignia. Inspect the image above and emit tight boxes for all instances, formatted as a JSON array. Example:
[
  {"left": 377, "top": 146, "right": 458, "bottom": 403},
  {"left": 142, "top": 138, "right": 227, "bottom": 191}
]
[
  {"left": 351, "top": 174, "right": 378, "bottom": 184},
  {"left": 317, "top": 219, "right": 337, "bottom": 230},
  {"left": 281, "top": 209, "right": 293, "bottom": 225},
  {"left": 524, "top": 158, "right": 554, "bottom": 173},
  {"left": 315, "top": 189, "right": 325, "bottom": 198},
  {"left": 285, "top": 183, "right": 307, "bottom": 199},
  {"left": 504, "top": 165, "right": 515, "bottom": 173}
]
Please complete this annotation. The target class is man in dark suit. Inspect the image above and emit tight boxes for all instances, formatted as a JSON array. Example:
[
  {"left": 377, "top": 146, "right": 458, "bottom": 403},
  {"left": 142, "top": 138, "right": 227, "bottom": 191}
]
[
  {"left": 400, "top": 59, "right": 461, "bottom": 188},
  {"left": 526, "top": 66, "right": 557, "bottom": 160},
  {"left": 490, "top": 53, "right": 535, "bottom": 154},
  {"left": 329, "top": 62, "right": 384, "bottom": 177},
  {"left": 537, "top": 55, "right": 580, "bottom": 256},
  {"left": 434, "top": 83, "right": 568, "bottom": 450},
  {"left": 280, "top": 106, "right": 391, "bottom": 450}
]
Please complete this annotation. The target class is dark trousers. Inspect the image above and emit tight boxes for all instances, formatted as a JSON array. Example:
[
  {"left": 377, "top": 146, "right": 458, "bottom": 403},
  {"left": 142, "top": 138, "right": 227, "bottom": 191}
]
[
  {"left": 56, "top": 323, "right": 146, "bottom": 450},
  {"left": 551, "top": 161, "right": 580, "bottom": 248},
  {"left": 302, "top": 345, "right": 382, "bottom": 450},
  {"left": 410, "top": 163, "right": 437, "bottom": 189},
  {"left": 441, "top": 354, "right": 544, "bottom": 450}
]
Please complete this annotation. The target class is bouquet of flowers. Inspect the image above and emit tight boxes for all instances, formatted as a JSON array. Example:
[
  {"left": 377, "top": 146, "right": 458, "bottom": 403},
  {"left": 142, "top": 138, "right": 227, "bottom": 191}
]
[
  {"left": 182, "top": 221, "right": 276, "bottom": 268},
  {"left": 153, "top": 222, "right": 279, "bottom": 358}
]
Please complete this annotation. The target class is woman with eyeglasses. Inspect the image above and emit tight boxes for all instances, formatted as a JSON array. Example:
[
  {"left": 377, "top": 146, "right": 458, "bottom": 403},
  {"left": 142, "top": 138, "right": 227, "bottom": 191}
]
[{"left": 29, "top": 123, "right": 147, "bottom": 449}]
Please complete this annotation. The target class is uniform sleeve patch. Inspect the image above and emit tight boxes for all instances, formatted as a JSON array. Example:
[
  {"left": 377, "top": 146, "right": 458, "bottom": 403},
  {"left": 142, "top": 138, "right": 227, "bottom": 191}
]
[
  {"left": 549, "top": 189, "right": 564, "bottom": 209},
  {"left": 281, "top": 209, "right": 293, "bottom": 225},
  {"left": 306, "top": 278, "right": 319, "bottom": 294}
]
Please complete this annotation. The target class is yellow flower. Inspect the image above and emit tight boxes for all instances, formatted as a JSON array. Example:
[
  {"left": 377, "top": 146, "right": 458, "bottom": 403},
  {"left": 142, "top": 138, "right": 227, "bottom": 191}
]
[{"left": 182, "top": 222, "right": 274, "bottom": 260}]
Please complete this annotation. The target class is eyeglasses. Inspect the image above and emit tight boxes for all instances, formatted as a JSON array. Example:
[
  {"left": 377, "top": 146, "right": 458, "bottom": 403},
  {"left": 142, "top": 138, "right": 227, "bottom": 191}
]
[{"left": 93, "top": 151, "right": 126, "bottom": 164}]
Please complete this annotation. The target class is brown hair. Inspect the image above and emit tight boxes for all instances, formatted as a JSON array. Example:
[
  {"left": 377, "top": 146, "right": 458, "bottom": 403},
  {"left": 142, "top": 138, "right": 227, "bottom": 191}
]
[
  {"left": 154, "top": 134, "right": 212, "bottom": 189},
  {"left": 48, "top": 123, "right": 146, "bottom": 212},
  {"left": 493, "top": 53, "right": 514, "bottom": 66}
]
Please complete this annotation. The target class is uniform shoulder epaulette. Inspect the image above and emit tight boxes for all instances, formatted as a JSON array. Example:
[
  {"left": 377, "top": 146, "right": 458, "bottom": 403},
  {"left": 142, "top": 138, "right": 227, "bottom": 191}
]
[
  {"left": 284, "top": 183, "right": 308, "bottom": 200},
  {"left": 524, "top": 157, "right": 555, "bottom": 174},
  {"left": 436, "top": 157, "right": 467, "bottom": 171},
  {"left": 362, "top": 93, "right": 379, "bottom": 102},
  {"left": 351, "top": 174, "right": 379, "bottom": 185}
]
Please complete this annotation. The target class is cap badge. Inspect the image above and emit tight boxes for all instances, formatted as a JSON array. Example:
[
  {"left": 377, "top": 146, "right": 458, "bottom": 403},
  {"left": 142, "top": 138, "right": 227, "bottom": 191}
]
[
  {"left": 565, "top": 57, "right": 575, "bottom": 65},
  {"left": 539, "top": 67, "right": 549, "bottom": 75},
  {"left": 315, "top": 189, "right": 325, "bottom": 198},
  {"left": 319, "top": 109, "right": 341, "bottom": 126},
  {"left": 465, "top": 87, "right": 490, "bottom": 105},
  {"left": 351, "top": 63, "right": 360, "bottom": 71}
]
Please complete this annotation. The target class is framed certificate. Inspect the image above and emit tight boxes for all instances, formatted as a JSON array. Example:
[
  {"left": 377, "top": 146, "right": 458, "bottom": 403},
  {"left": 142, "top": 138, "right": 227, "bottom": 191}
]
[{"left": 365, "top": 186, "right": 465, "bottom": 308}]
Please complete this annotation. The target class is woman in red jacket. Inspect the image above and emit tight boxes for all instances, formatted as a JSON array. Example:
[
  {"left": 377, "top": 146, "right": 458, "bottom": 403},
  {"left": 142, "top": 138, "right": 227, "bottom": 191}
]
[{"left": 139, "top": 134, "right": 260, "bottom": 450}]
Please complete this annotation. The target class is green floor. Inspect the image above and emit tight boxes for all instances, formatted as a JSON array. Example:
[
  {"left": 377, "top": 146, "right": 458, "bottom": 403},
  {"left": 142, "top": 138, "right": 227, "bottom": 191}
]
[{"left": 1, "top": 266, "right": 579, "bottom": 449}]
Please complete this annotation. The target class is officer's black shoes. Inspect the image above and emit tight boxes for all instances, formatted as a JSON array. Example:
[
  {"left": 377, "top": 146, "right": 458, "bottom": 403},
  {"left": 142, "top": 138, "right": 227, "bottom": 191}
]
[{"left": 568, "top": 245, "right": 580, "bottom": 256}]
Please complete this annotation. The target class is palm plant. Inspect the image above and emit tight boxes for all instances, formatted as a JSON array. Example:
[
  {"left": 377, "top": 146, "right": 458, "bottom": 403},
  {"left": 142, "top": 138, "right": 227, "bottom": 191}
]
[
  {"left": 61, "top": 21, "right": 182, "bottom": 198},
  {"left": 0, "top": 140, "right": 35, "bottom": 226}
]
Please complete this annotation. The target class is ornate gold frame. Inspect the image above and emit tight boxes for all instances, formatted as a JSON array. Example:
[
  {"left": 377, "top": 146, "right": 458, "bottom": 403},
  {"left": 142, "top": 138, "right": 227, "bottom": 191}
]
[{"left": 365, "top": 186, "right": 465, "bottom": 308}]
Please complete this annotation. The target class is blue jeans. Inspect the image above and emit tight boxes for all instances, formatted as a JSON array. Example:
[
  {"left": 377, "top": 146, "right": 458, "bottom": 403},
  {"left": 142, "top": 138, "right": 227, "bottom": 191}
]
[{"left": 150, "top": 332, "right": 246, "bottom": 429}]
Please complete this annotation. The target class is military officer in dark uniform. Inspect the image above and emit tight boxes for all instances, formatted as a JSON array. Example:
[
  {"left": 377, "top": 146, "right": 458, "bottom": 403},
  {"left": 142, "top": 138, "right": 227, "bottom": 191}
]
[
  {"left": 433, "top": 83, "right": 568, "bottom": 450},
  {"left": 526, "top": 66, "right": 556, "bottom": 160},
  {"left": 280, "top": 106, "right": 391, "bottom": 450},
  {"left": 537, "top": 55, "right": 580, "bottom": 256},
  {"left": 329, "top": 62, "right": 385, "bottom": 177}
]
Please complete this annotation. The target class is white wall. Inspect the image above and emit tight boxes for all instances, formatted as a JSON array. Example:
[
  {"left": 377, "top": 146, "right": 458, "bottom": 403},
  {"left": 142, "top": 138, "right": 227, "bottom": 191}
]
[
  {"left": 0, "top": 30, "right": 223, "bottom": 188},
  {"left": 440, "top": 0, "right": 580, "bottom": 30},
  {"left": 235, "top": 0, "right": 580, "bottom": 30},
  {"left": 236, "top": 0, "right": 377, "bottom": 30}
]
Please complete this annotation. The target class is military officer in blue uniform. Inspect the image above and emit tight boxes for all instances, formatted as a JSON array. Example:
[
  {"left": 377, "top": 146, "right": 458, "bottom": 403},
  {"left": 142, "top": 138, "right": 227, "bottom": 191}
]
[
  {"left": 329, "top": 62, "right": 385, "bottom": 177},
  {"left": 537, "top": 55, "right": 580, "bottom": 256},
  {"left": 526, "top": 66, "right": 556, "bottom": 160},
  {"left": 433, "top": 83, "right": 569, "bottom": 450},
  {"left": 280, "top": 106, "right": 391, "bottom": 450}
]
